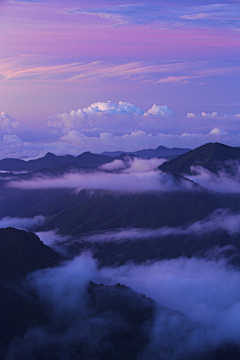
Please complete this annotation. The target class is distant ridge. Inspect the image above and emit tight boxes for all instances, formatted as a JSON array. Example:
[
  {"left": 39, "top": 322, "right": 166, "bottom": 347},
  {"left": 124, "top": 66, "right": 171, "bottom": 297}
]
[
  {"left": 102, "top": 145, "right": 191, "bottom": 159},
  {"left": 0, "top": 146, "right": 191, "bottom": 172},
  {"left": 159, "top": 142, "right": 240, "bottom": 174},
  {"left": 101, "top": 151, "right": 124, "bottom": 157},
  {"left": 0, "top": 152, "right": 113, "bottom": 172}
]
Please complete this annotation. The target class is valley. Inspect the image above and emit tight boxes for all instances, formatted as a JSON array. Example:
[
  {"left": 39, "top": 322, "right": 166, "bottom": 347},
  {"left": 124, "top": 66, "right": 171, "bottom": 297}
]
[{"left": 1, "top": 142, "right": 240, "bottom": 359}]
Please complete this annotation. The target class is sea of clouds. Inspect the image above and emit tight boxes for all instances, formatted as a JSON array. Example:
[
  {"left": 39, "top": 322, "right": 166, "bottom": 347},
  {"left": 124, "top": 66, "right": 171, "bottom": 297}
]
[
  {"left": 6, "top": 253, "right": 240, "bottom": 359},
  {"left": 186, "top": 161, "right": 240, "bottom": 193},
  {"left": 7, "top": 156, "right": 196, "bottom": 193}
]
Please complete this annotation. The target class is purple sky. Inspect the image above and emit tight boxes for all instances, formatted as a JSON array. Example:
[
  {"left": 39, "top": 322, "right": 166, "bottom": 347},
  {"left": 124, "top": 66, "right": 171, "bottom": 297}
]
[{"left": 0, "top": 0, "right": 240, "bottom": 158}]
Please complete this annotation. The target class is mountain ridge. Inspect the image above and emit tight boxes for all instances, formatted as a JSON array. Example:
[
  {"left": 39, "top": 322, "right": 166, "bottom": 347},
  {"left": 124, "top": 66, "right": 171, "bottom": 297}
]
[
  {"left": 101, "top": 145, "right": 191, "bottom": 158},
  {"left": 0, "top": 152, "right": 113, "bottom": 172},
  {"left": 159, "top": 142, "right": 240, "bottom": 174},
  {"left": 0, "top": 145, "right": 191, "bottom": 172},
  {"left": 0, "top": 228, "right": 156, "bottom": 360}
]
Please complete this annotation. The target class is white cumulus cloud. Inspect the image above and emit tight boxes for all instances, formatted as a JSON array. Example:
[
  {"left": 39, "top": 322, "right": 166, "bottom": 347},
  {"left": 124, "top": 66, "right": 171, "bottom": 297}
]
[
  {"left": 3, "top": 134, "right": 23, "bottom": 143},
  {"left": 209, "top": 128, "right": 228, "bottom": 136},
  {"left": 187, "top": 111, "right": 219, "bottom": 118},
  {"left": 186, "top": 112, "right": 196, "bottom": 118},
  {"left": 0, "top": 112, "right": 21, "bottom": 131},
  {"left": 48, "top": 101, "right": 175, "bottom": 134},
  {"left": 144, "top": 104, "right": 175, "bottom": 117},
  {"left": 202, "top": 111, "right": 218, "bottom": 118}
]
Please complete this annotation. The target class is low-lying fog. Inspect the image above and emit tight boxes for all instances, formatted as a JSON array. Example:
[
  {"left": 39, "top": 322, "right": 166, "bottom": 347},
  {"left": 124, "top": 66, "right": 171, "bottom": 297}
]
[
  {"left": 4, "top": 156, "right": 240, "bottom": 358},
  {"left": 6, "top": 157, "right": 240, "bottom": 194},
  {"left": 7, "top": 253, "right": 240, "bottom": 359}
]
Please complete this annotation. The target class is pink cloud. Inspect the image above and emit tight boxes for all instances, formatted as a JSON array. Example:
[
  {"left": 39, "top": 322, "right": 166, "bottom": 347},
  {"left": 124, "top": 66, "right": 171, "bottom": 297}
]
[
  {"left": 1, "top": 1, "right": 240, "bottom": 60},
  {"left": 1, "top": 0, "right": 240, "bottom": 142}
]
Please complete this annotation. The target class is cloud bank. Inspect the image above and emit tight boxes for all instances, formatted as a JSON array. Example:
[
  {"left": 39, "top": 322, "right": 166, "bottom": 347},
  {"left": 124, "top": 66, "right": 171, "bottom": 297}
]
[
  {"left": 99, "top": 156, "right": 166, "bottom": 173},
  {"left": 48, "top": 101, "right": 175, "bottom": 134},
  {"left": 1, "top": 125, "right": 240, "bottom": 171},
  {"left": 0, "top": 215, "right": 45, "bottom": 230},
  {"left": 1, "top": 100, "right": 240, "bottom": 160},
  {"left": 7, "top": 253, "right": 155, "bottom": 360},
  {"left": 101, "top": 256, "right": 240, "bottom": 357},
  {"left": 78, "top": 209, "right": 240, "bottom": 243},
  {"left": 186, "top": 162, "right": 240, "bottom": 193},
  {"left": 0, "top": 127, "right": 238, "bottom": 160},
  {"left": 36, "top": 230, "right": 71, "bottom": 256},
  {"left": 7, "top": 253, "right": 240, "bottom": 359},
  {"left": 7, "top": 169, "right": 192, "bottom": 193},
  {"left": 7, "top": 156, "right": 195, "bottom": 193},
  {"left": 0, "top": 112, "right": 21, "bottom": 131},
  {"left": 8, "top": 156, "right": 240, "bottom": 194}
]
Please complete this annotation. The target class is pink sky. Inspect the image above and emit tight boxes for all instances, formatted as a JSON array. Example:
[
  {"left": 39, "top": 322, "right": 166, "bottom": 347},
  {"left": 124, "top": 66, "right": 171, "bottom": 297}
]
[{"left": 0, "top": 0, "right": 239, "bottom": 157}]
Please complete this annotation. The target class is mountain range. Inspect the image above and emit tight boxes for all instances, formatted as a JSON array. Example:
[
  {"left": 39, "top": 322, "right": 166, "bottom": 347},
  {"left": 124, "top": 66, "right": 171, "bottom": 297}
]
[
  {"left": 0, "top": 228, "right": 156, "bottom": 360},
  {"left": 101, "top": 145, "right": 191, "bottom": 158},
  {"left": 0, "top": 152, "right": 114, "bottom": 172},
  {"left": 1, "top": 142, "right": 240, "bottom": 359},
  {"left": 0, "top": 142, "right": 236, "bottom": 175},
  {"left": 0, "top": 145, "right": 191, "bottom": 172},
  {"left": 1, "top": 228, "right": 240, "bottom": 360}
]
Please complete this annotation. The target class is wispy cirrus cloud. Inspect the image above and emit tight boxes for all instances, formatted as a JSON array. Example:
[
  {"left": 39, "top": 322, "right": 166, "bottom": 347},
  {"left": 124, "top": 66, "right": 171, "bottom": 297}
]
[
  {"left": 68, "top": 3, "right": 240, "bottom": 30},
  {"left": 1, "top": 56, "right": 240, "bottom": 85},
  {"left": 0, "top": 57, "right": 194, "bottom": 83},
  {"left": 8, "top": 0, "right": 45, "bottom": 3}
]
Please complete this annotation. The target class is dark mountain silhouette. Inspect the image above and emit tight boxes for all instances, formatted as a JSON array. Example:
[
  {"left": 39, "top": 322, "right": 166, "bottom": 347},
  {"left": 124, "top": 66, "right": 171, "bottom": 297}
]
[
  {"left": 159, "top": 142, "right": 240, "bottom": 175},
  {"left": 1, "top": 142, "right": 240, "bottom": 360},
  {"left": 0, "top": 152, "right": 113, "bottom": 172},
  {"left": 0, "top": 145, "right": 191, "bottom": 173},
  {"left": 101, "top": 150, "right": 124, "bottom": 157},
  {"left": 133, "top": 145, "right": 191, "bottom": 158},
  {"left": 0, "top": 230, "right": 239, "bottom": 360},
  {"left": 102, "top": 145, "right": 191, "bottom": 158},
  {"left": 68, "top": 228, "right": 240, "bottom": 268},
  {"left": 0, "top": 228, "right": 63, "bottom": 358},
  {"left": 0, "top": 228, "right": 62, "bottom": 285},
  {"left": 0, "top": 181, "right": 240, "bottom": 240},
  {"left": 6, "top": 281, "right": 156, "bottom": 360},
  {"left": 0, "top": 228, "right": 156, "bottom": 360},
  {"left": 38, "top": 189, "right": 237, "bottom": 237}
]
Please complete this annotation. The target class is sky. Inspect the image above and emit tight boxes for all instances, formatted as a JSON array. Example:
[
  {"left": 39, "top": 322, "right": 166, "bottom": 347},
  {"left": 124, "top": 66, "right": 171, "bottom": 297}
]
[{"left": 0, "top": 0, "right": 240, "bottom": 158}]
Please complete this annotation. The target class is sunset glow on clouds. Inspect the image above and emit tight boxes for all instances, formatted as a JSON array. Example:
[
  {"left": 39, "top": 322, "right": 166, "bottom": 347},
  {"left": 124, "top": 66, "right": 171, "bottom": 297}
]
[{"left": 0, "top": 0, "right": 239, "bottom": 157}]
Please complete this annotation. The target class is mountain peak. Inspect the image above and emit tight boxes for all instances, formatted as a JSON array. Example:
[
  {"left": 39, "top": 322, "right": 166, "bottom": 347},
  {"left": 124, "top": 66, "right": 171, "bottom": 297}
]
[
  {"left": 44, "top": 152, "right": 56, "bottom": 158},
  {"left": 156, "top": 146, "right": 167, "bottom": 150},
  {"left": 159, "top": 142, "right": 240, "bottom": 175},
  {"left": 81, "top": 151, "right": 92, "bottom": 155}
]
